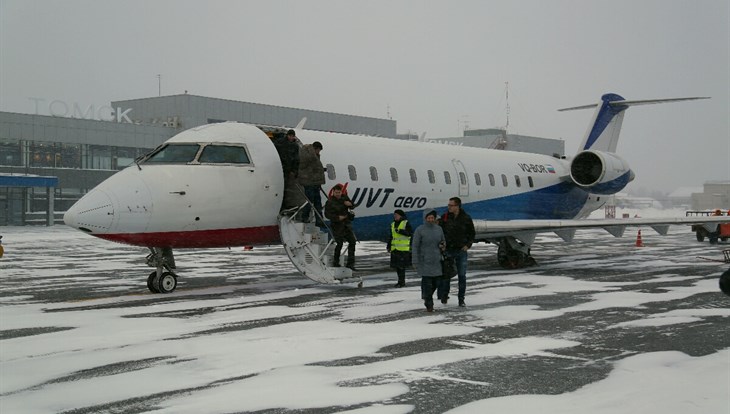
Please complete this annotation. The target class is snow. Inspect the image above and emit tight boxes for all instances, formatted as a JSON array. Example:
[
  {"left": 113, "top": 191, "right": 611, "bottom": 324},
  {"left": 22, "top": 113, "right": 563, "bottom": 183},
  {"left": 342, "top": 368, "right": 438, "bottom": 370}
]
[{"left": 0, "top": 222, "right": 728, "bottom": 413}]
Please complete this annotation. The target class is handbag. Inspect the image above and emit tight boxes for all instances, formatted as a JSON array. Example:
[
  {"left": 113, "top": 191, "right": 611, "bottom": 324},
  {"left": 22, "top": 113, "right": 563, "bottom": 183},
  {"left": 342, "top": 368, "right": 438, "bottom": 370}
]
[{"left": 441, "top": 254, "right": 457, "bottom": 278}]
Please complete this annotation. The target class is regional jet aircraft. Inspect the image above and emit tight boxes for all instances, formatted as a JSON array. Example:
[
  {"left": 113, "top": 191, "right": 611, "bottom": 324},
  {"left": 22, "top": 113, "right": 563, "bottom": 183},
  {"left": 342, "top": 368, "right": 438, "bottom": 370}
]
[{"left": 64, "top": 93, "right": 724, "bottom": 293}]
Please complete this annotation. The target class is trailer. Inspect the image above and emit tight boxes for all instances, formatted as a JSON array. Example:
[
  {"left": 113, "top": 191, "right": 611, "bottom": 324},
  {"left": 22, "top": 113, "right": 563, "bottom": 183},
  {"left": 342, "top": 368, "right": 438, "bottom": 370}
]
[{"left": 687, "top": 209, "right": 730, "bottom": 244}]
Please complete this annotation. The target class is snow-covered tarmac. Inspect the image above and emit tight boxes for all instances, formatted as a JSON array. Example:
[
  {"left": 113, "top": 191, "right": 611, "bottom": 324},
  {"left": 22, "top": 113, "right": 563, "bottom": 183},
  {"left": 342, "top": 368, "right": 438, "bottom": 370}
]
[{"left": 1, "top": 224, "right": 728, "bottom": 413}]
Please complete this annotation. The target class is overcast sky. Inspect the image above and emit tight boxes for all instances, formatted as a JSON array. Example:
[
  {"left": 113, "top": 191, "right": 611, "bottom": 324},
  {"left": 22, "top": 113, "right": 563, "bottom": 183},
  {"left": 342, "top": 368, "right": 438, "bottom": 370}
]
[{"left": 1, "top": 0, "right": 728, "bottom": 193}]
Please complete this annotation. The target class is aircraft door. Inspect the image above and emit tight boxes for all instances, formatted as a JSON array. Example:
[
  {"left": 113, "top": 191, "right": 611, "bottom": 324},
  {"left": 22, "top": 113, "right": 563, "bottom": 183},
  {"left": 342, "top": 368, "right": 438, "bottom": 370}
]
[{"left": 452, "top": 159, "right": 469, "bottom": 197}]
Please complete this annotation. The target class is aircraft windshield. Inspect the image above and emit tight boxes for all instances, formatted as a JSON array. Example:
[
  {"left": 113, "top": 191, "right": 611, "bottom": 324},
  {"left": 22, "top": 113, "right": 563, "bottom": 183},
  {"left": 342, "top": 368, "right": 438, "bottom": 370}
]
[
  {"left": 198, "top": 145, "right": 250, "bottom": 164},
  {"left": 144, "top": 144, "right": 200, "bottom": 164}
]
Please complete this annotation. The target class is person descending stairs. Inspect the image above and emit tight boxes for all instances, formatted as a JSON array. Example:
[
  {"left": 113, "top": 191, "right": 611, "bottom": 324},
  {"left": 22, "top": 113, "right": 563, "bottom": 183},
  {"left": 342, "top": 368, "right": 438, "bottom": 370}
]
[{"left": 278, "top": 193, "right": 362, "bottom": 286}]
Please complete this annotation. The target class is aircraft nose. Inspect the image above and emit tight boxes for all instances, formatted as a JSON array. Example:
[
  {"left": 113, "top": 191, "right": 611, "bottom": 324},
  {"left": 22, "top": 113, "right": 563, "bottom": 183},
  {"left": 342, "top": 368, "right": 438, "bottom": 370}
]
[{"left": 63, "top": 189, "right": 115, "bottom": 233}]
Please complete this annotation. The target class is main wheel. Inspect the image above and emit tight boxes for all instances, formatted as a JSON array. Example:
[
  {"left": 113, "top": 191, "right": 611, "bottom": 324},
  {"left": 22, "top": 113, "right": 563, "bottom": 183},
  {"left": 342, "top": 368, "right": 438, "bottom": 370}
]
[
  {"left": 147, "top": 271, "right": 160, "bottom": 293},
  {"left": 157, "top": 272, "right": 177, "bottom": 293},
  {"left": 497, "top": 245, "right": 524, "bottom": 269},
  {"left": 696, "top": 232, "right": 705, "bottom": 242}
]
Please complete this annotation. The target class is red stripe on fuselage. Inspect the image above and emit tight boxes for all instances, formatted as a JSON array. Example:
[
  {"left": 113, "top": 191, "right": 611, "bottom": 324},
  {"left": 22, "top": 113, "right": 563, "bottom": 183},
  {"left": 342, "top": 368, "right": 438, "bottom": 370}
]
[{"left": 96, "top": 226, "right": 281, "bottom": 248}]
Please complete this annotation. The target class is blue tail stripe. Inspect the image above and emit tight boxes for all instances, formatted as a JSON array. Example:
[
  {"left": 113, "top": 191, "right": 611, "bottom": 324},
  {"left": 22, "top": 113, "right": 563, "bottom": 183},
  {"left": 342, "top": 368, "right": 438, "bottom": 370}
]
[{"left": 583, "top": 93, "right": 627, "bottom": 150}]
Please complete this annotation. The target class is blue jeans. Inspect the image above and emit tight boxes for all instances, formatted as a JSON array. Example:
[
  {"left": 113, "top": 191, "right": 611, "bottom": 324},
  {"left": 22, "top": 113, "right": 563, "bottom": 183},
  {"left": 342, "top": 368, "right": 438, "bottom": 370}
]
[
  {"left": 438, "top": 249, "right": 468, "bottom": 300},
  {"left": 301, "top": 185, "right": 323, "bottom": 223}
]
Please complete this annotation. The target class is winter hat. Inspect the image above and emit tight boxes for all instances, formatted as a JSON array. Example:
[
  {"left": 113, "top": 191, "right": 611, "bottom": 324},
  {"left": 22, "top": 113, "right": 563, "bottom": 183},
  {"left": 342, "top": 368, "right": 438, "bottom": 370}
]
[
  {"left": 394, "top": 209, "right": 406, "bottom": 218},
  {"left": 425, "top": 210, "right": 438, "bottom": 219}
]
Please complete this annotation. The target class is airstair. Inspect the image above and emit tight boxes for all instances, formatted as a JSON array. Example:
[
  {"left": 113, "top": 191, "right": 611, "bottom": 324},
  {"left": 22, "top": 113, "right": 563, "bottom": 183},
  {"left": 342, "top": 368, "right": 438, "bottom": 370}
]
[{"left": 277, "top": 200, "right": 362, "bottom": 286}]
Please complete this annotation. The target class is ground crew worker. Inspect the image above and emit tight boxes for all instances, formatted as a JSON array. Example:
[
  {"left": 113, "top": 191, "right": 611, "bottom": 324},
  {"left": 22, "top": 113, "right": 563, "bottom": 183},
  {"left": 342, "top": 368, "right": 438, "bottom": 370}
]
[{"left": 386, "top": 209, "right": 412, "bottom": 287}]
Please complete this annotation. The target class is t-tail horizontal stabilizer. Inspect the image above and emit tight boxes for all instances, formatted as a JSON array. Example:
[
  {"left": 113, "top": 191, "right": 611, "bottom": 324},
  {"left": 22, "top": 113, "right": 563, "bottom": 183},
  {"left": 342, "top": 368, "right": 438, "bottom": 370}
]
[{"left": 559, "top": 94, "right": 710, "bottom": 153}]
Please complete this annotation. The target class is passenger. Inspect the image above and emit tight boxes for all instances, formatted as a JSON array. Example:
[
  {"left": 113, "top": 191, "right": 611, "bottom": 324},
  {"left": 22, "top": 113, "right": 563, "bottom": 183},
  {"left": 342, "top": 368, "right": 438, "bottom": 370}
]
[
  {"left": 275, "top": 129, "right": 302, "bottom": 211},
  {"left": 274, "top": 129, "right": 301, "bottom": 178},
  {"left": 386, "top": 209, "right": 413, "bottom": 288},
  {"left": 298, "top": 141, "right": 325, "bottom": 226},
  {"left": 324, "top": 184, "right": 356, "bottom": 270},
  {"left": 438, "top": 197, "right": 475, "bottom": 307},
  {"left": 412, "top": 210, "right": 446, "bottom": 312}
]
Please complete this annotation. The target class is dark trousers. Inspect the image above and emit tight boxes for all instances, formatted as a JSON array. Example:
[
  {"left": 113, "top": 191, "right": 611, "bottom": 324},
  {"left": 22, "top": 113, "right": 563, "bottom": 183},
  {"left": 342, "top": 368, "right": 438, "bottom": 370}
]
[
  {"left": 332, "top": 222, "right": 356, "bottom": 267},
  {"left": 421, "top": 276, "right": 439, "bottom": 308},
  {"left": 301, "top": 185, "right": 323, "bottom": 223},
  {"left": 396, "top": 268, "right": 406, "bottom": 286},
  {"left": 437, "top": 249, "right": 468, "bottom": 300}
]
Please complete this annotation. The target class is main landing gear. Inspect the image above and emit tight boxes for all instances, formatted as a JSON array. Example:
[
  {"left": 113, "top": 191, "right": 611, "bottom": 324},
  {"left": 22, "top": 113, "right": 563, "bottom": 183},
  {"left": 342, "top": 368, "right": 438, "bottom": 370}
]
[
  {"left": 496, "top": 237, "right": 537, "bottom": 269},
  {"left": 146, "top": 247, "right": 178, "bottom": 293}
]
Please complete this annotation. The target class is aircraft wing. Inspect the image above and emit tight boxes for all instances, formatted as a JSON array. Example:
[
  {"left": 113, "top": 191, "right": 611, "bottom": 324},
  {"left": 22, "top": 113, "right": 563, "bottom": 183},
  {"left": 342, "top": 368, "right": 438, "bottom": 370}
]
[{"left": 473, "top": 216, "right": 728, "bottom": 243}]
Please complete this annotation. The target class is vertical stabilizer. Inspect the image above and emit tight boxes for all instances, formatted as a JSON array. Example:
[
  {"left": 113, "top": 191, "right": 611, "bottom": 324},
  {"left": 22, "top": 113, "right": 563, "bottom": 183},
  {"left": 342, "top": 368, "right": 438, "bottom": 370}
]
[{"left": 577, "top": 93, "right": 628, "bottom": 152}]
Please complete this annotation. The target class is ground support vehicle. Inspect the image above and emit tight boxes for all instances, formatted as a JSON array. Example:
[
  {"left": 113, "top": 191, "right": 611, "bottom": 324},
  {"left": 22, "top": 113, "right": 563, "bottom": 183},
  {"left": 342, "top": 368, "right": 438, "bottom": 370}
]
[{"left": 687, "top": 210, "right": 730, "bottom": 244}]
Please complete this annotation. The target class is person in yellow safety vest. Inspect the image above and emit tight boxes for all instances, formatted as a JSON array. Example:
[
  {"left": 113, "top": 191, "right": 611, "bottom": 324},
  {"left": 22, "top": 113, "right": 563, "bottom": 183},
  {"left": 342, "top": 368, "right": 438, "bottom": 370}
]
[{"left": 386, "top": 209, "right": 413, "bottom": 287}]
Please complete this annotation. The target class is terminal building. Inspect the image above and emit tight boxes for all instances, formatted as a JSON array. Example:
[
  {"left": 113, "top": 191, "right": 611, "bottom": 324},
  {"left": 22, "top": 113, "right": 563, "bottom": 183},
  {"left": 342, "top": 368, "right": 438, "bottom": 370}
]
[
  {"left": 1, "top": 94, "right": 562, "bottom": 226},
  {"left": 424, "top": 128, "right": 564, "bottom": 156}
]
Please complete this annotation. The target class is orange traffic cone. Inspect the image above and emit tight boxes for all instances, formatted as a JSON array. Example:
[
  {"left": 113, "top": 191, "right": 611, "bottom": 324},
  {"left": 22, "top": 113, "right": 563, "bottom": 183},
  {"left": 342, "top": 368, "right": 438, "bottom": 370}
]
[{"left": 635, "top": 230, "right": 644, "bottom": 247}]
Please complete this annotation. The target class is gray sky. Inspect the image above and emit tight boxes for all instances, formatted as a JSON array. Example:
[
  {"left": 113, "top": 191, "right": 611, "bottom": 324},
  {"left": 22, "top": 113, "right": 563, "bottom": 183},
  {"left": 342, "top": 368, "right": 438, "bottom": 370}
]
[{"left": 1, "top": 0, "right": 728, "bottom": 193}]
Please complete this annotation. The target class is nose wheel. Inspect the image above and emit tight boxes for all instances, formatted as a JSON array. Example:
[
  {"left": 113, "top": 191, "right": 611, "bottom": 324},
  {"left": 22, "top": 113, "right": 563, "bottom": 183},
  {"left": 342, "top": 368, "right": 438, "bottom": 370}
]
[
  {"left": 146, "top": 247, "right": 178, "bottom": 293},
  {"left": 147, "top": 271, "right": 178, "bottom": 293}
]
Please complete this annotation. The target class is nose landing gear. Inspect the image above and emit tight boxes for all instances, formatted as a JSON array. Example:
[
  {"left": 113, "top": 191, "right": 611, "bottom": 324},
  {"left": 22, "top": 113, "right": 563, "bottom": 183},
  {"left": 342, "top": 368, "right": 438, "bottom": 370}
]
[{"left": 146, "top": 247, "right": 178, "bottom": 293}]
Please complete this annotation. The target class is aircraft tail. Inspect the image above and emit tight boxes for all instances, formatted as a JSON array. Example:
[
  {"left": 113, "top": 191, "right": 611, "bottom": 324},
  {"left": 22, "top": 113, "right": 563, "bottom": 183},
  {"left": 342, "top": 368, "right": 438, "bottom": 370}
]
[{"left": 559, "top": 94, "right": 709, "bottom": 153}]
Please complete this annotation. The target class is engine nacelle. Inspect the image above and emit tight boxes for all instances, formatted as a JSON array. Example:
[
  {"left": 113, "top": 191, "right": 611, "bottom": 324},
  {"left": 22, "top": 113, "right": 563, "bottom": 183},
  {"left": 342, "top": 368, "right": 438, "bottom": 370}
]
[{"left": 569, "top": 150, "right": 634, "bottom": 194}]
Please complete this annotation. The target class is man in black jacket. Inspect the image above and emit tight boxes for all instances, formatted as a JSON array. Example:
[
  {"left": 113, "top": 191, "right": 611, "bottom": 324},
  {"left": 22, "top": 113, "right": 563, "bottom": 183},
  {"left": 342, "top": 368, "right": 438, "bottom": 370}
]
[
  {"left": 324, "top": 184, "right": 356, "bottom": 269},
  {"left": 438, "top": 197, "right": 475, "bottom": 307}
]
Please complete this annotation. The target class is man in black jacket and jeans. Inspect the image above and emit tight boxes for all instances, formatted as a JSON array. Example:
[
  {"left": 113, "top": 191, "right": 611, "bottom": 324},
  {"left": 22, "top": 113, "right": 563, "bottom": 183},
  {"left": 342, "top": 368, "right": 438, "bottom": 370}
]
[{"left": 438, "top": 197, "right": 475, "bottom": 307}]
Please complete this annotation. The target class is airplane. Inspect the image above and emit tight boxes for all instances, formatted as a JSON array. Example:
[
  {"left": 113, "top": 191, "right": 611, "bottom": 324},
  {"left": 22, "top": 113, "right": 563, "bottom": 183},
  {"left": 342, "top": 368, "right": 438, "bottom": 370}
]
[{"left": 63, "top": 92, "right": 725, "bottom": 293}]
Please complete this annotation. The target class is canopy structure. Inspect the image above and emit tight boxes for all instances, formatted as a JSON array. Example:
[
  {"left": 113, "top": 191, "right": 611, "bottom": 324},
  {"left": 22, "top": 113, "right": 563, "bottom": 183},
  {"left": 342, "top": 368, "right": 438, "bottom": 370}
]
[{"left": 0, "top": 174, "right": 59, "bottom": 226}]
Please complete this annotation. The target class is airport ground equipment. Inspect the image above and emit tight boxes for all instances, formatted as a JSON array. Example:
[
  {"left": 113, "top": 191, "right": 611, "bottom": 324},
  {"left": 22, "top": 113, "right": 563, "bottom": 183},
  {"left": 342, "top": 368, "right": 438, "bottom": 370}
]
[{"left": 686, "top": 210, "right": 730, "bottom": 244}]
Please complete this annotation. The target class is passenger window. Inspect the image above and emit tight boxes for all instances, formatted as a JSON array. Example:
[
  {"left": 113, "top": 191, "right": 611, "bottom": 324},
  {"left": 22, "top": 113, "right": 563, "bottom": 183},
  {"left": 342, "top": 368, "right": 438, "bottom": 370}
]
[
  {"left": 459, "top": 172, "right": 467, "bottom": 185},
  {"left": 370, "top": 166, "right": 378, "bottom": 181},
  {"left": 474, "top": 173, "right": 481, "bottom": 186},
  {"left": 444, "top": 171, "right": 452, "bottom": 184},
  {"left": 390, "top": 167, "right": 398, "bottom": 182},
  {"left": 489, "top": 173, "right": 495, "bottom": 186},
  {"left": 145, "top": 144, "right": 199, "bottom": 164},
  {"left": 528, "top": 176, "right": 534, "bottom": 187},
  {"left": 348, "top": 165, "right": 357, "bottom": 181},
  {"left": 409, "top": 168, "right": 417, "bottom": 183},
  {"left": 515, "top": 175, "right": 521, "bottom": 187},
  {"left": 199, "top": 145, "right": 250, "bottom": 164},
  {"left": 326, "top": 163, "right": 336, "bottom": 180},
  {"left": 427, "top": 170, "right": 435, "bottom": 184},
  {"left": 501, "top": 174, "right": 508, "bottom": 187}
]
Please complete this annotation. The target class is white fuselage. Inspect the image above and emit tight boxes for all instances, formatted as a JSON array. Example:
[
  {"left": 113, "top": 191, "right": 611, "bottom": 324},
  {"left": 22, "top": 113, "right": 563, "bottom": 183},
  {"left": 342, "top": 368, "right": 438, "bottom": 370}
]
[{"left": 64, "top": 122, "right": 608, "bottom": 247}]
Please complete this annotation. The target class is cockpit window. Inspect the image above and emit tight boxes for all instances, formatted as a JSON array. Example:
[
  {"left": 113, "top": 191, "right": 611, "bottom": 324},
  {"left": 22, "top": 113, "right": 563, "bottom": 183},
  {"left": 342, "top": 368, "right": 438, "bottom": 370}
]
[
  {"left": 199, "top": 145, "right": 250, "bottom": 164},
  {"left": 145, "top": 144, "right": 200, "bottom": 164}
]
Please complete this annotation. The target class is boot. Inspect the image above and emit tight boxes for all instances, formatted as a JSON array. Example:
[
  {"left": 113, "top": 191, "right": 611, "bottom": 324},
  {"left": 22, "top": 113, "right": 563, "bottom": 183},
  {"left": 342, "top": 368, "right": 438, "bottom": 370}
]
[
  {"left": 394, "top": 272, "right": 405, "bottom": 288},
  {"left": 346, "top": 256, "right": 356, "bottom": 271}
]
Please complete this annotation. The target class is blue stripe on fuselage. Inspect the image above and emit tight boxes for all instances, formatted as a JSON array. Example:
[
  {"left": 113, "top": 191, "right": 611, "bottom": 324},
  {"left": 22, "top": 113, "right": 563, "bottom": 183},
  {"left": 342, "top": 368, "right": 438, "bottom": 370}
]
[{"left": 350, "top": 181, "right": 590, "bottom": 241}]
